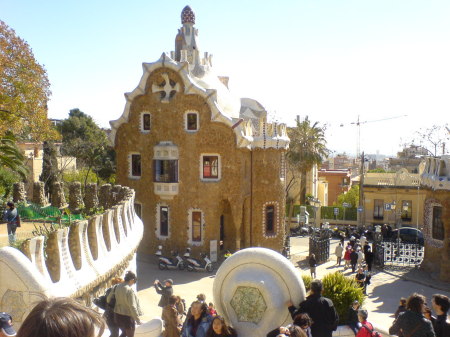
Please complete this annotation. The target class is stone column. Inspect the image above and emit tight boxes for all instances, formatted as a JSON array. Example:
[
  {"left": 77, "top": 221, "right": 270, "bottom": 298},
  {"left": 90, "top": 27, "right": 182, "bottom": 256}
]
[
  {"left": 33, "top": 182, "right": 49, "bottom": 206},
  {"left": 111, "top": 185, "right": 122, "bottom": 205},
  {"left": 99, "top": 184, "right": 112, "bottom": 210},
  {"left": 84, "top": 183, "right": 98, "bottom": 212},
  {"left": 51, "top": 181, "right": 67, "bottom": 209},
  {"left": 69, "top": 182, "right": 84, "bottom": 214},
  {"left": 12, "top": 182, "right": 27, "bottom": 204}
]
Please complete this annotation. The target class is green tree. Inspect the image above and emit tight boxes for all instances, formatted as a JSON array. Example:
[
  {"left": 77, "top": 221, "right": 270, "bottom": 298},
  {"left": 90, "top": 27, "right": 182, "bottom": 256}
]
[
  {"left": 0, "top": 133, "right": 28, "bottom": 179},
  {"left": 336, "top": 185, "right": 359, "bottom": 207},
  {"left": 0, "top": 166, "right": 21, "bottom": 199},
  {"left": 287, "top": 116, "right": 329, "bottom": 205},
  {"left": 39, "top": 141, "right": 59, "bottom": 197},
  {"left": 60, "top": 109, "right": 115, "bottom": 187},
  {"left": 0, "top": 20, "right": 57, "bottom": 141}
]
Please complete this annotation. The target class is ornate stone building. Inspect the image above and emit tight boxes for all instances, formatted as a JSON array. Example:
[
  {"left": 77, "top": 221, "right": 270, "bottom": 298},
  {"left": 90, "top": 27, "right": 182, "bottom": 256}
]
[
  {"left": 420, "top": 156, "right": 450, "bottom": 282},
  {"left": 110, "top": 7, "right": 289, "bottom": 256}
]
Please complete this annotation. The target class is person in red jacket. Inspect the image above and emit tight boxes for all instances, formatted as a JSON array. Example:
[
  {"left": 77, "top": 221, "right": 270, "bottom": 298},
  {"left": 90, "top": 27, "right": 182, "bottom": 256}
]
[{"left": 355, "top": 310, "right": 374, "bottom": 337}]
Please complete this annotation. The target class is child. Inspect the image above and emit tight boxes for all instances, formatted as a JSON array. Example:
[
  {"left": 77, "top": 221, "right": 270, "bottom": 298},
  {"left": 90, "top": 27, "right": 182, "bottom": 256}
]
[
  {"left": 394, "top": 298, "right": 407, "bottom": 319},
  {"left": 347, "top": 300, "right": 360, "bottom": 335},
  {"left": 208, "top": 302, "right": 217, "bottom": 316}
]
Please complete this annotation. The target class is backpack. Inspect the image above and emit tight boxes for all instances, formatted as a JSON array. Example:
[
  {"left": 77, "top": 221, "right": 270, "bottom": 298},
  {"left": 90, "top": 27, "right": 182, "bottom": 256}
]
[
  {"left": 16, "top": 214, "right": 21, "bottom": 228},
  {"left": 362, "top": 323, "right": 381, "bottom": 337}
]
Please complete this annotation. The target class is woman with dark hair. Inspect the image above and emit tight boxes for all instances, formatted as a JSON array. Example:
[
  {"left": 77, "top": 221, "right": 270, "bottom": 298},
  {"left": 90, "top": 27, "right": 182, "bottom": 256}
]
[
  {"left": 182, "top": 301, "right": 212, "bottom": 337},
  {"left": 16, "top": 297, "right": 105, "bottom": 337},
  {"left": 2, "top": 202, "right": 19, "bottom": 245},
  {"left": 206, "top": 316, "right": 237, "bottom": 337},
  {"left": 162, "top": 295, "right": 182, "bottom": 337},
  {"left": 108, "top": 271, "right": 143, "bottom": 337},
  {"left": 293, "top": 313, "right": 313, "bottom": 337},
  {"left": 103, "top": 277, "right": 124, "bottom": 337},
  {"left": 267, "top": 325, "right": 306, "bottom": 337},
  {"left": 389, "top": 293, "right": 435, "bottom": 337}
]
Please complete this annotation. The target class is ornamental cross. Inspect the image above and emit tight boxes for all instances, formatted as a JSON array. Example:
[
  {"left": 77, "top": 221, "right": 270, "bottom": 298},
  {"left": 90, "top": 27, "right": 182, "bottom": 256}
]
[{"left": 151, "top": 73, "right": 180, "bottom": 103}]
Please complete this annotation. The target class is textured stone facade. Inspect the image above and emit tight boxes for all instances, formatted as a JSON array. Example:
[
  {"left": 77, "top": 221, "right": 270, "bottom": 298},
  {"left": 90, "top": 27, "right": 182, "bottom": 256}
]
[
  {"left": 69, "top": 182, "right": 84, "bottom": 214},
  {"left": 51, "top": 181, "right": 67, "bottom": 209},
  {"left": 12, "top": 182, "right": 27, "bottom": 204},
  {"left": 84, "top": 183, "right": 99, "bottom": 211},
  {"left": 420, "top": 156, "right": 450, "bottom": 282},
  {"left": 32, "top": 181, "right": 49, "bottom": 206},
  {"left": 99, "top": 184, "right": 112, "bottom": 210},
  {"left": 110, "top": 7, "right": 288, "bottom": 256}
]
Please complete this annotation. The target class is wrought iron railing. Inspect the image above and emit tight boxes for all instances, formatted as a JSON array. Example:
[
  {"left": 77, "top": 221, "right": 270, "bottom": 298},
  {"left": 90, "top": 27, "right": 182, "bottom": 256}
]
[{"left": 309, "top": 235, "right": 330, "bottom": 265}]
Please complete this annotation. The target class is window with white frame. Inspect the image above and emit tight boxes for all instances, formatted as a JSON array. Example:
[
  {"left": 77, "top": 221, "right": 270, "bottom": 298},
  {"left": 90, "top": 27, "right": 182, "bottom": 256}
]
[
  {"left": 185, "top": 111, "right": 199, "bottom": 132},
  {"left": 128, "top": 153, "right": 141, "bottom": 178},
  {"left": 262, "top": 202, "right": 279, "bottom": 238},
  {"left": 156, "top": 203, "right": 170, "bottom": 239},
  {"left": 373, "top": 199, "right": 384, "bottom": 219},
  {"left": 201, "top": 154, "right": 220, "bottom": 181},
  {"left": 140, "top": 112, "right": 151, "bottom": 133},
  {"left": 187, "top": 208, "right": 204, "bottom": 245}
]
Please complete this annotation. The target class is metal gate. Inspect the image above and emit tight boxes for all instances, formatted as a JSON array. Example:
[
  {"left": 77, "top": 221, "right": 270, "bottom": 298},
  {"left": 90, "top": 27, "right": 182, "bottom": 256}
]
[
  {"left": 309, "top": 235, "right": 330, "bottom": 265},
  {"left": 374, "top": 240, "right": 424, "bottom": 268}
]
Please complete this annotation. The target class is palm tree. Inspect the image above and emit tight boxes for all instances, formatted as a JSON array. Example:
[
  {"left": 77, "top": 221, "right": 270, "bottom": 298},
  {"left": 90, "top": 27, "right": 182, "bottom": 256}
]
[
  {"left": 287, "top": 116, "right": 329, "bottom": 205},
  {"left": 0, "top": 133, "right": 28, "bottom": 179}
]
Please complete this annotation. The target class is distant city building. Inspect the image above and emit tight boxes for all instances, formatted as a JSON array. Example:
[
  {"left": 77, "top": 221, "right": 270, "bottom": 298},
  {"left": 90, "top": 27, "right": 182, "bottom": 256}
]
[
  {"left": 361, "top": 169, "right": 425, "bottom": 230},
  {"left": 387, "top": 145, "right": 429, "bottom": 173},
  {"left": 17, "top": 142, "right": 76, "bottom": 196},
  {"left": 318, "top": 169, "right": 351, "bottom": 206},
  {"left": 110, "top": 6, "right": 289, "bottom": 255}
]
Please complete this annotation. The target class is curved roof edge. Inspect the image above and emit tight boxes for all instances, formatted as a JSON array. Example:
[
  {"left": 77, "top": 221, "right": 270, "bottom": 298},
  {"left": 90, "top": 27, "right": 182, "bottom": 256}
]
[{"left": 109, "top": 52, "right": 239, "bottom": 146}]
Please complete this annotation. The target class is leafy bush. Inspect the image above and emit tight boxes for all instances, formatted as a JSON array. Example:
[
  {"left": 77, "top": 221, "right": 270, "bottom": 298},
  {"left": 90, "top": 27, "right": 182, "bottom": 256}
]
[
  {"left": 302, "top": 274, "right": 312, "bottom": 292},
  {"left": 322, "top": 271, "right": 365, "bottom": 325}
]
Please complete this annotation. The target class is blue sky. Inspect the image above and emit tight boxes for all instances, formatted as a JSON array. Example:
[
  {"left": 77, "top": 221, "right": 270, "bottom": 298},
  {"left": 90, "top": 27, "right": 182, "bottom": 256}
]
[{"left": 3, "top": 0, "right": 450, "bottom": 156}]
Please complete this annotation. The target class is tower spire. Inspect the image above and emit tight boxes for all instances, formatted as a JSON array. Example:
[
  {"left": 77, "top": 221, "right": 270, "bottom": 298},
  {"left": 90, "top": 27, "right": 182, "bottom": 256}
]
[{"left": 175, "top": 6, "right": 200, "bottom": 64}]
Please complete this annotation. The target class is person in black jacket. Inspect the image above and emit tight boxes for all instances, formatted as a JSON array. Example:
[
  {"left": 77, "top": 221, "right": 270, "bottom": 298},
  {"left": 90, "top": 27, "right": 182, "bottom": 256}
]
[
  {"left": 288, "top": 280, "right": 339, "bottom": 337},
  {"left": 389, "top": 293, "right": 435, "bottom": 337},
  {"left": 154, "top": 279, "right": 174, "bottom": 310},
  {"left": 364, "top": 248, "right": 374, "bottom": 272},
  {"left": 347, "top": 300, "right": 360, "bottom": 335},
  {"left": 350, "top": 249, "right": 358, "bottom": 273},
  {"left": 431, "top": 294, "right": 450, "bottom": 337}
]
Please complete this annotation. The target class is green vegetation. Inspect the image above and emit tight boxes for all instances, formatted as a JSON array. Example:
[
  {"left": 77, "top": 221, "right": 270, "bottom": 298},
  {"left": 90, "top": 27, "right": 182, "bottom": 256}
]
[
  {"left": 301, "top": 274, "right": 312, "bottom": 292},
  {"left": 336, "top": 185, "right": 359, "bottom": 208},
  {"left": 321, "top": 271, "right": 365, "bottom": 325},
  {"left": 0, "top": 20, "right": 57, "bottom": 141},
  {"left": 287, "top": 117, "right": 329, "bottom": 205},
  {"left": 60, "top": 109, "right": 115, "bottom": 187}
]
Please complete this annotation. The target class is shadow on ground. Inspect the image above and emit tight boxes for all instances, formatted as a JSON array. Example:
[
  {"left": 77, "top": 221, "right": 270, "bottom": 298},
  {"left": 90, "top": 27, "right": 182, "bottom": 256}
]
[{"left": 136, "top": 255, "right": 217, "bottom": 292}]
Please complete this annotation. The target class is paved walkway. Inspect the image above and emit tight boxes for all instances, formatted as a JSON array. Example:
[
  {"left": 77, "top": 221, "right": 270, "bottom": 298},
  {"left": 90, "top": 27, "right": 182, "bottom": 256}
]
[
  {"left": 135, "top": 238, "right": 450, "bottom": 332},
  {"left": 289, "top": 237, "right": 450, "bottom": 331}
]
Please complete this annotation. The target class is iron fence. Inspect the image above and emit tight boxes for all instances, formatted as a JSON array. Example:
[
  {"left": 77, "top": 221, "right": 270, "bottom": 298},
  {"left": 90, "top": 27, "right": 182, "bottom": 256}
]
[
  {"left": 374, "top": 240, "right": 424, "bottom": 268},
  {"left": 309, "top": 235, "right": 330, "bottom": 265}
]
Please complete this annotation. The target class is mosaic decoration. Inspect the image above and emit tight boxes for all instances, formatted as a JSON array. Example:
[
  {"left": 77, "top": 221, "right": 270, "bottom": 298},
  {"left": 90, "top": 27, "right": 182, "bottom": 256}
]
[
  {"left": 181, "top": 6, "right": 195, "bottom": 24},
  {"left": 1, "top": 290, "right": 26, "bottom": 321},
  {"left": 230, "top": 286, "right": 267, "bottom": 324}
]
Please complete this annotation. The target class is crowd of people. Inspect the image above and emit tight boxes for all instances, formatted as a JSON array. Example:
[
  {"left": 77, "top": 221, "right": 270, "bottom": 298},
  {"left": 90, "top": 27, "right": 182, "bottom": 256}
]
[{"left": 0, "top": 273, "right": 449, "bottom": 337}]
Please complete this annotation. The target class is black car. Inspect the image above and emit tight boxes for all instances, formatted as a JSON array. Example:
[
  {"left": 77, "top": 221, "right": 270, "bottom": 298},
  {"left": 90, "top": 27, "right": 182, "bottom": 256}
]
[{"left": 391, "top": 227, "right": 424, "bottom": 245}]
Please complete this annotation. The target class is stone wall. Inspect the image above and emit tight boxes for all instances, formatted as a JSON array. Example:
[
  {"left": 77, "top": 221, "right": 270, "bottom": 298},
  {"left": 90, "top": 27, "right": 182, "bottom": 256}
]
[
  {"left": 114, "top": 67, "right": 286, "bottom": 257},
  {"left": 12, "top": 182, "right": 27, "bottom": 204},
  {"left": 421, "top": 188, "right": 450, "bottom": 282},
  {"left": 0, "top": 187, "right": 144, "bottom": 328}
]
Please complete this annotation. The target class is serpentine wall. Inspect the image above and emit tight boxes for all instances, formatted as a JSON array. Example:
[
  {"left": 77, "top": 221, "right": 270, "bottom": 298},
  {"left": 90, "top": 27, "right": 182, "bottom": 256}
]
[{"left": 0, "top": 186, "right": 144, "bottom": 329}]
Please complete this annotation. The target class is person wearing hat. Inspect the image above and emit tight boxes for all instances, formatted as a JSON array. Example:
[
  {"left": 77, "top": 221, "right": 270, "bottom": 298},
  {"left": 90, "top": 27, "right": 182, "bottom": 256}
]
[
  {"left": 154, "top": 279, "right": 174, "bottom": 310},
  {"left": 0, "top": 312, "right": 16, "bottom": 337}
]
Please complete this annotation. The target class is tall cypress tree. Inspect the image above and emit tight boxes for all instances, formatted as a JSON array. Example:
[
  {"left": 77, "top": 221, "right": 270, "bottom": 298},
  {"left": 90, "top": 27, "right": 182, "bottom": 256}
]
[{"left": 39, "top": 140, "right": 59, "bottom": 198}]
